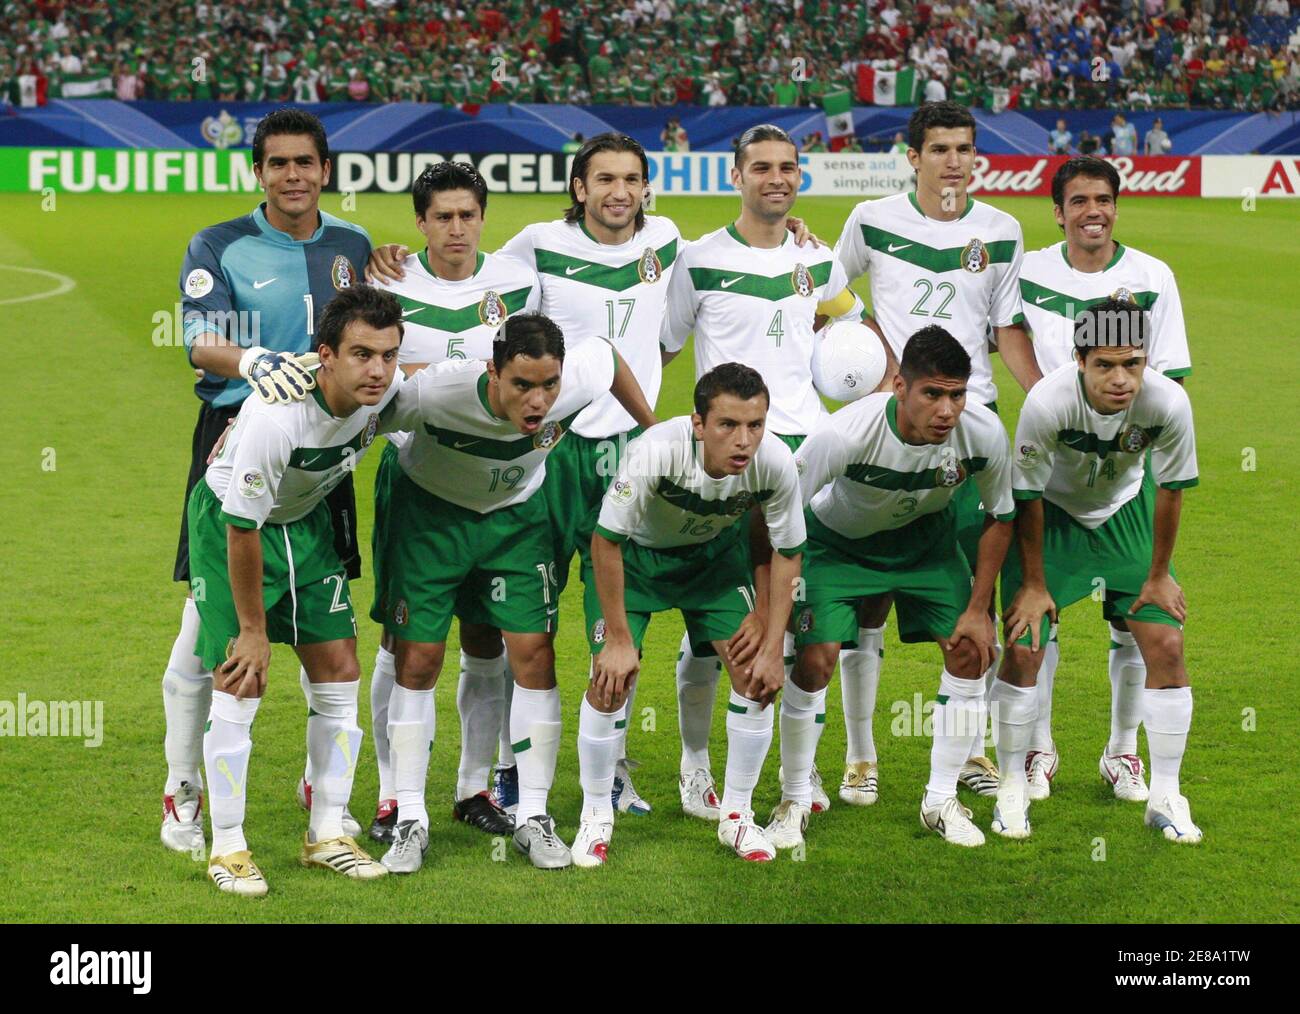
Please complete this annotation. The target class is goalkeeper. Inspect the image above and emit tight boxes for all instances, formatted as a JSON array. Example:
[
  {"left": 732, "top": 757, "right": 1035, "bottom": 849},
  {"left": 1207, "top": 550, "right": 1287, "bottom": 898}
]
[{"left": 160, "top": 109, "right": 374, "bottom": 857}]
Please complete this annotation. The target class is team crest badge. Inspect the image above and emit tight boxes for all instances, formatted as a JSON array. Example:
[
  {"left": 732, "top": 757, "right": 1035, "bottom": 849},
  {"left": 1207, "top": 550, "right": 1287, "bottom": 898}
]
[
  {"left": 533, "top": 420, "right": 564, "bottom": 450},
  {"left": 331, "top": 255, "right": 356, "bottom": 291},
  {"left": 797, "top": 607, "right": 814, "bottom": 634},
  {"left": 362, "top": 413, "right": 379, "bottom": 449},
  {"left": 791, "top": 263, "right": 814, "bottom": 297},
  {"left": 592, "top": 618, "right": 607, "bottom": 644},
  {"left": 729, "top": 491, "right": 755, "bottom": 517},
  {"left": 935, "top": 459, "right": 967, "bottom": 487},
  {"left": 393, "top": 599, "right": 409, "bottom": 627},
  {"left": 1118, "top": 424, "right": 1151, "bottom": 454},
  {"left": 961, "top": 238, "right": 989, "bottom": 274},
  {"left": 479, "top": 290, "right": 506, "bottom": 327},
  {"left": 1111, "top": 286, "right": 1135, "bottom": 305},
  {"left": 637, "top": 247, "right": 662, "bottom": 284}
]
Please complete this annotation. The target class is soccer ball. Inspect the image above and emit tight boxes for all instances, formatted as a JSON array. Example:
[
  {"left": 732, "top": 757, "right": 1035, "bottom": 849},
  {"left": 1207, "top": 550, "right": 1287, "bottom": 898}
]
[
  {"left": 812, "top": 320, "right": 888, "bottom": 402},
  {"left": 1161, "top": 137, "right": 1172, "bottom": 152}
]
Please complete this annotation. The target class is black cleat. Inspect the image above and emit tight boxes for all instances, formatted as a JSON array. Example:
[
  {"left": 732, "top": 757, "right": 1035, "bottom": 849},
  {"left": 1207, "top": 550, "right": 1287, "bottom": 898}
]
[
  {"left": 453, "top": 790, "right": 515, "bottom": 835},
  {"left": 369, "top": 799, "right": 398, "bottom": 844}
]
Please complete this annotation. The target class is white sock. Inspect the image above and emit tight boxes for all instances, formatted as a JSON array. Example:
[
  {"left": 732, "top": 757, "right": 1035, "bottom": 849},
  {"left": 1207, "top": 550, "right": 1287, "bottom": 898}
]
[
  {"left": 779, "top": 682, "right": 826, "bottom": 806},
  {"left": 924, "top": 670, "right": 986, "bottom": 807},
  {"left": 1143, "top": 686, "right": 1192, "bottom": 801},
  {"left": 299, "top": 666, "right": 313, "bottom": 785},
  {"left": 967, "top": 637, "right": 1002, "bottom": 761},
  {"left": 370, "top": 646, "right": 396, "bottom": 801},
  {"left": 457, "top": 650, "right": 506, "bottom": 800},
  {"left": 204, "top": 690, "right": 260, "bottom": 856},
  {"left": 840, "top": 625, "right": 884, "bottom": 764},
  {"left": 388, "top": 683, "right": 435, "bottom": 830},
  {"left": 721, "top": 690, "right": 774, "bottom": 814},
  {"left": 162, "top": 598, "right": 212, "bottom": 793},
  {"left": 616, "top": 680, "right": 638, "bottom": 762},
  {"left": 676, "top": 634, "right": 720, "bottom": 775},
  {"left": 1031, "top": 634, "right": 1059, "bottom": 752},
  {"left": 990, "top": 679, "right": 1037, "bottom": 796},
  {"left": 578, "top": 696, "right": 620, "bottom": 819},
  {"left": 498, "top": 655, "right": 516, "bottom": 768},
  {"left": 306, "top": 680, "right": 362, "bottom": 841},
  {"left": 1108, "top": 628, "right": 1146, "bottom": 756},
  {"left": 510, "top": 685, "right": 561, "bottom": 821}
]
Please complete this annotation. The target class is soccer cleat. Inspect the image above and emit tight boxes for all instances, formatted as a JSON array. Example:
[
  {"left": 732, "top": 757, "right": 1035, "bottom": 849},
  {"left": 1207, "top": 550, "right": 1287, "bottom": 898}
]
[
  {"left": 612, "top": 758, "right": 652, "bottom": 815},
  {"left": 718, "top": 810, "right": 776, "bottom": 862},
  {"left": 207, "top": 850, "right": 268, "bottom": 897},
  {"left": 991, "top": 786, "right": 1032, "bottom": 840},
  {"left": 380, "top": 819, "right": 429, "bottom": 874},
  {"left": 369, "top": 799, "right": 398, "bottom": 843},
  {"left": 765, "top": 799, "right": 810, "bottom": 850},
  {"left": 1144, "top": 793, "right": 1203, "bottom": 844},
  {"left": 491, "top": 764, "right": 519, "bottom": 816},
  {"left": 453, "top": 790, "right": 515, "bottom": 835},
  {"left": 1100, "top": 752, "right": 1150, "bottom": 802},
  {"left": 679, "top": 768, "right": 722, "bottom": 821},
  {"left": 919, "top": 795, "right": 986, "bottom": 847},
  {"left": 1025, "top": 748, "right": 1059, "bottom": 801},
  {"left": 839, "top": 761, "right": 880, "bottom": 806},
  {"left": 296, "top": 777, "right": 362, "bottom": 838},
  {"left": 958, "top": 756, "right": 1001, "bottom": 797},
  {"left": 161, "top": 781, "right": 205, "bottom": 853},
  {"left": 780, "top": 764, "right": 831, "bottom": 813},
  {"left": 512, "top": 815, "right": 572, "bottom": 869},
  {"left": 571, "top": 814, "right": 614, "bottom": 868},
  {"left": 300, "top": 834, "right": 388, "bottom": 879}
]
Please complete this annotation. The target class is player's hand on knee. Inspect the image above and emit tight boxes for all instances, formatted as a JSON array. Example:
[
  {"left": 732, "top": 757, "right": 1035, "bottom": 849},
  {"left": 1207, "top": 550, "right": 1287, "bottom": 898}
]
[
  {"left": 946, "top": 607, "right": 996, "bottom": 673},
  {"left": 1004, "top": 584, "right": 1057, "bottom": 652},
  {"left": 1131, "top": 574, "right": 1186, "bottom": 624},
  {"left": 744, "top": 648, "right": 785, "bottom": 709},
  {"left": 365, "top": 243, "right": 408, "bottom": 284},
  {"left": 727, "top": 612, "right": 766, "bottom": 670},
  {"left": 238, "top": 347, "right": 319, "bottom": 404},
  {"left": 218, "top": 631, "right": 270, "bottom": 700},
  {"left": 593, "top": 640, "right": 639, "bottom": 710}
]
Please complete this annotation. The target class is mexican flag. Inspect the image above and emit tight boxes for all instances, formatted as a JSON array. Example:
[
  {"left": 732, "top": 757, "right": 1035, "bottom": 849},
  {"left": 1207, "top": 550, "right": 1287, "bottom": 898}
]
[
  {"left": 822, "top": 89, "right": 855, "bottom": 151},
  {"left": 857, "top": 65, "right": 919, "bottom": 106},
  {"left": 61, "top": 74, "right": 114, "bottom": 98}
]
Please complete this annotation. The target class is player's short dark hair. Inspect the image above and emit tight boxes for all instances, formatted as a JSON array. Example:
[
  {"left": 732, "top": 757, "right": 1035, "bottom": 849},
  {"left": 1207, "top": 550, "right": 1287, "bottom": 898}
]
[
  {"left": 693, "top": 363, "right": 770, "bottom": 420},
  {"left": 1073, "top": 297, "right": 1148, "bottom": 360},
  {"left": 252, "top": 108, "right": 329, "bottom": 167},
  {"left": 899, "top": 325, "right": 971, "bottom": 384},
  {"left": 317, "top": 285, "right": 404, "bottom": 354},
  {"left": 412, "top": 161, "right": 488, "bottom": 218},
  {"left": 1051, "top": 155, "right": 1121, "bottom": 209},
  {"left": 492, "top": 312, "right": 566, "bottom": 372},
  {"left": 907, "top": 102, "right": 977, "bottom": 152},
  {"left": 735, "top": 124, "right": 797, "bottom": 167},
  {"left": 565, "top": 133, "right": 648, "bottom": 231}
]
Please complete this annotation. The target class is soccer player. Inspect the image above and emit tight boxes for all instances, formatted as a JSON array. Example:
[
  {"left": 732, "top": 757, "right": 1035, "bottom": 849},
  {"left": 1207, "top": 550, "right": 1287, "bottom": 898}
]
[
  {"left": 660, "top": 124, "right": 869, "bottom": 821},
  {"left": 991, "top": 300, "right": 1201, "bottom": 843},
  {"left": 786, "top": 327, "right": 1015, "bottom": 848},
  {"left": 365, "top": 161, "right": 539, "bottom": 843},
  {"left": 373, "top": 313, "right": 657, "bottom": 873},
  {"left": 163, "top": 108, "right": 372, "bottom": 854},
  {"left": 576, "top": 364, "right": 805, "bottom": 864},
  {"left": 190, "top": 286, "right": 403, "bottom": 895},
  {"left": 825, "top": 101, "right": 1034, "bottom": 808},
  {"left": 1017, "top": 157, "right": 1193, "bottom": 803}
]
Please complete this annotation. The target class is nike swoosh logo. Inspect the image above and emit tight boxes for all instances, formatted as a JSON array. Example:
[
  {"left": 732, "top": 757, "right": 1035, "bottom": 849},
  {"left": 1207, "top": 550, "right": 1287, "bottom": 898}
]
[
  {"left": 564, "top": 265, "right": 590, "bottom": 275},
  {"left": 719, "top": 277, "right": 743, "bottom": 289},
  {"left": 297, "top": 453, "right": 328, "bottom": 468},
  {"left": 253, "top": 278, "right": 277, "bottom": 289},
  {"left": 452, "top": 439, "right": 479, "bottom": 449},
  {"left": 886, "top": 243, "right": 911, "bottom": 253},
  {"left": 1035, "top": 294, "right": 1056, "bottom": 304},
  {"left": 402, "top": 307, "right": 422, "bottom": 317}
]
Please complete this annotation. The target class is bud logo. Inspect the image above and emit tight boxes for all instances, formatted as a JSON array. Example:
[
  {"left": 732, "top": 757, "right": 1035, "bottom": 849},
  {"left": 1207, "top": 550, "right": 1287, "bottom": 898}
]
[
  {"left": 50, "top": 946, "right": 151, "bottom": 994},
  {"left": 969, "top": 156, "right": 1199, "bottom": 197}
]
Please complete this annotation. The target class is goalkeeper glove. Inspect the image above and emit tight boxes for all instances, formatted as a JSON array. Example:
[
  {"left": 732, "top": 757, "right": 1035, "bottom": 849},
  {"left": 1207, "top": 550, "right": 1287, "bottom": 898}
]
[{"left": 238, "top": 347, "right": 319, "bottom": 404}]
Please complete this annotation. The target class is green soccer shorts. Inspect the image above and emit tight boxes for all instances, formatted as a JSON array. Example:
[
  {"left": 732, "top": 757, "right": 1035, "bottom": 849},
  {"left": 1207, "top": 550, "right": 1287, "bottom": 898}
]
[
  {"left": 795, "top": 506, "right": 972, "bottom": 649},
  {"left": 1001, "top": 490, "right": 1180, "bottom": 647},
  {"left": 187, "top": 480, "right": 357, "bottom": 672},
  {"left": 374, "top": 467, "right": 555, "bottom": 643},
  {"left": 582, "top": 524, "right": 754, "bottom": 656}
]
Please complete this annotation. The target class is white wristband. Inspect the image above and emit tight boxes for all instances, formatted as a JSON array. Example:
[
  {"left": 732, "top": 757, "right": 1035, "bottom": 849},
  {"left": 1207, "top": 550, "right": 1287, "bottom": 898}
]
[{"left": 238, "top": 346, "right": 270, "bottom": 380}]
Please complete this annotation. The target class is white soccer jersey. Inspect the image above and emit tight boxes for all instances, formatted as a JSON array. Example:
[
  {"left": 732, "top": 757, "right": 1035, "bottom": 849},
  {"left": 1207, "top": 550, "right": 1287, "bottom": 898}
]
[
  {"left": 796, "top": 392, "right": 1015, "bottom": 541},
  {"left": 1019, "top": 241, "right": 1192, "bottom": 378},
  {"left": 385, "top": 337, "right": 617, "bottom": 513},
  {"left": 498, "top": 215, "right": 680, "bottom": 438},
  {"left": 661, "top": 224, "right": 849, "bottom": 437},
  {"left": 207, "top": 371, "right": 401, "bottom": 528},
  {"left": 1012, "top": 364, "right": 1198, "bottom": 529},
  {"left": 833, "top": 192, "right": 1026, "bottom": 407},
  {"left": 594, "top": 416, "right": 807, "bottom": 554}
]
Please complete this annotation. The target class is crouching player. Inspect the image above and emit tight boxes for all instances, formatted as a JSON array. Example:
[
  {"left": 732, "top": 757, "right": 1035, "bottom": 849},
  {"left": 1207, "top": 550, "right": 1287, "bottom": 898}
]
[
  {"left": 578, "top": 364, "right": 805, "bottom": 864},
  {"left": 188, "top": 286, "right": 405, "bottom": 895},
  {"left": 992, "top": 299, "right": 1201, "bottom": 843}
]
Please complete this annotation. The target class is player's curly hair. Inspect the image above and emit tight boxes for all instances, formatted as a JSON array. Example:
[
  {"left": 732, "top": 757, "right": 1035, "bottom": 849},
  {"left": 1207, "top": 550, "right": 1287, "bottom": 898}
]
[
  {"left": 317, "top": 285, "right": 404, "bottom": 354},
  {"left": 694, "top": 363, "right": 770, "bottom": 419},
  {"left": 900, "top": 325, "right": 971, "bottom": 383},
  {"left": 492, "top": 312, "right": 565, "bottom": 372},
  {"left": 907, "top": 102, "right": 977, "bottom": 152},
  {"left": 413, "top": 161, "right": 489, "bottom": 217},
  {"left": 565, "top": 133, "right": 649, "bottom": 232},
  {"left": 252, "top": 107, "right": 329, "bottom": 168}
]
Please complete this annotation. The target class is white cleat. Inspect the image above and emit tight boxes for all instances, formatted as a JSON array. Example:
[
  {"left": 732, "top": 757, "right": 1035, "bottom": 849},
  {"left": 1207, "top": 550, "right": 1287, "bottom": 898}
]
[
  {"left": 571, "top": 813, "right": 613, "bottom": 868},
  {"left": 778, "top": 765, "right": 831, "bottom": 813},
  {"left": 958, "top": 756, "right": 1000, "bottom": 797},
  {"left": 380, "top": 819, "right": 429, "bottom": 874},
  {"left": 679, "top": 768, "right": 721, "bottom": 821},
  {"left": 1025, "top": 748, "right": 1059, "bottom": 801},
  {"left": 1145, "top": 793, "right": 1203, "bottom": 844},
  {"left": 297, "top": 777, "right": 363, "bottom": 838},
  {"left": 718, "top": 810, "right": 776, "bottom": 862},
  {"left": 161, "top": 781, "right": 205, "bottom": 853},
  {"left": 207, "top": 850, "right": 268, "bottom": 897},
  {"left": 300, "top": 833, "right": 389, "bottom": 879},
  {"left": 612, "top": 758, "right": 652, "bottom": 815},
  {"left": 765, "top": 799, "right": 810, "bottom": 850},
  {"left": 991, "top": 786, "right": 1032, "bottom": 840},
  {"left": 839, "top": 761, "right": 879, "bottom": 806},
  {"left": 919, "top": 795, "right": 986, "bottom": 847},
  {"left": 1100, "top": 752, "right": 1150, "bottom": 802}
]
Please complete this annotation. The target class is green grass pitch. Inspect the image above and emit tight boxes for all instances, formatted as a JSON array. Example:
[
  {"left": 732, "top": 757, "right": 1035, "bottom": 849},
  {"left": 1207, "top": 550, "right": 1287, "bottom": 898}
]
[{"left": 1, "top": 190, "right": 1297, "bottom": 923}]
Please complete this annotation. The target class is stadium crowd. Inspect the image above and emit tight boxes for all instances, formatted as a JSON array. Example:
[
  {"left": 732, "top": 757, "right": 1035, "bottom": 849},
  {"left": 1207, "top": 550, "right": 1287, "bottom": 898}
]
[{"left": 2, "top": 0, "right": 1298, "bottom": 111}]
